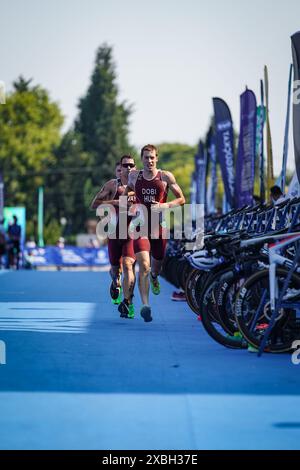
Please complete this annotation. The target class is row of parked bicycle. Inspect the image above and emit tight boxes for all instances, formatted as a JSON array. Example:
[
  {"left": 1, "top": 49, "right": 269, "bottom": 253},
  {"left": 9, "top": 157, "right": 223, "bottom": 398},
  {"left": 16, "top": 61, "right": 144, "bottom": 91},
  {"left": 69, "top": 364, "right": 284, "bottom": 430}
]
[{"left": 162, "top": 197, "right": 300, "bottom": 355}]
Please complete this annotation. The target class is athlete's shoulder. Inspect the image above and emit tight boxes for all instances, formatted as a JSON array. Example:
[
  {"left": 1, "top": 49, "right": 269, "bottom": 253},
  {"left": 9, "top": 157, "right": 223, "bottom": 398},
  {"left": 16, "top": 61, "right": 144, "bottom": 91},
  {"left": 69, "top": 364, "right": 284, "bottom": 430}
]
[
  {"left": 105, "top": 178, "right": 118, "bottom": 188},
  {"left": 161, "top": 170, "right": 176, "bottom": 183}
]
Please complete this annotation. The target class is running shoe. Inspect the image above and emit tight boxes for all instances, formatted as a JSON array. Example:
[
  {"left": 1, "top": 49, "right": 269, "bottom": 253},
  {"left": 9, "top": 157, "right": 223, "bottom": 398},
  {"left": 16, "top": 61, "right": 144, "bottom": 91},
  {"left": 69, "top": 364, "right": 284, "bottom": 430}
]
[
  {"left": 247, "top": 344, "right": 259, "bottom": 353},
  {"left": 171, "top": 291, "right": 186, "bottom": 302},
  {"left": 118, "top": 300, "right": 135, "bottom": 319},
  {"left": 140, "top": 305, "right": 152, "bottom": 322},
  {"left": 127, "top": 304, "right": 135, "bottom": 319},
  {"left": 233, "top": 331, "right": 243, "bottom": 340},
  {"left": 150, "top": 272, "right": 160, "bottom": 295},
  {"left": 110, "top": 282, "right": 122, "bottom": 305}
]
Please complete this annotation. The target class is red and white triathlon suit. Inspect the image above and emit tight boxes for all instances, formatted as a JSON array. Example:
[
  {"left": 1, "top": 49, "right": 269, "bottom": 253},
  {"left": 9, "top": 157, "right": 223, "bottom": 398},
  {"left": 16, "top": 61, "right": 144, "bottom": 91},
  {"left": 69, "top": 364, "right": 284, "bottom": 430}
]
[
  {"left": 133, "top": 170, "right": 168, "bottom": 260},
  {"left": 107, "top": 178, "right": 135, "bottom": 266}
]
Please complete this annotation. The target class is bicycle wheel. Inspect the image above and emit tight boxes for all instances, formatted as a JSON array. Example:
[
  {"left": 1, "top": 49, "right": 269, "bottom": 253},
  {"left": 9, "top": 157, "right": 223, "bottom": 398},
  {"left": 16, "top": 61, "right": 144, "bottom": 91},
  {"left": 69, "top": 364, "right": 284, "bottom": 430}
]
[
  {"left": 235, "top": 268, "right": 300, "bottom": 353},
  {"left": 185, "top": 269, "right": 210, "bottom": 315},
  {"left": 178, "top": 260, "right": 192, "bottom": 291},
  {"left": 195, "top": 266, "right": 230, "bottom": 323},
  {"left": 198, "top": 267, "right": 247, "bottom": 349},
  {"left": 217, "top": 261, "right": 261, "bottom": 336}
]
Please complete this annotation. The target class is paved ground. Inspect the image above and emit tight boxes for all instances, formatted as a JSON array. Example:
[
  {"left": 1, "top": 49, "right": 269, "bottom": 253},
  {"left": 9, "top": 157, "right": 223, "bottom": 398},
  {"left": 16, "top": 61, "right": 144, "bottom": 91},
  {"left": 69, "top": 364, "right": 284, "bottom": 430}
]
[{"left": 0, "top": 270, "right": 299, "bottom": 450}]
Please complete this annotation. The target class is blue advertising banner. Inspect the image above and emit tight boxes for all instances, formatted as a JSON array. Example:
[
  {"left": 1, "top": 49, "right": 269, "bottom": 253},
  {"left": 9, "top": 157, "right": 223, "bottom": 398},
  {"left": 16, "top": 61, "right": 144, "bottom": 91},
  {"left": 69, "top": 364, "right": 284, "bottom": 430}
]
[
  {"left": 190, "top": 171, "right": 197, "bottom": 224},
  {"left": 280, "top": 64, "right": 293, "bottom": 192},
  {"left": 288, "top": 172, "right": 300, "bottom": 198},
  {"left": 194, "top": 154, "right": 200, "bottom": 204},
  {"left": 194, "top": 141, "right": 207, "bottom": 206},
  {"left": 213, "top": 98, "right": 235, "bottom": 209},
  {"left": 206, "top": 128, "right": 217, "bottom": 214},
  {"left": 256, "top": 103, "right": 266, "bottom": 202},
  {"left": 235, "top": 89, "right": 257, "bottom": 208},
  {"left": 291, "top": 31, "right": 300, "bottom": 184},
  {"left": 24, "top": 245, "right": 109, "bottom": 267}
]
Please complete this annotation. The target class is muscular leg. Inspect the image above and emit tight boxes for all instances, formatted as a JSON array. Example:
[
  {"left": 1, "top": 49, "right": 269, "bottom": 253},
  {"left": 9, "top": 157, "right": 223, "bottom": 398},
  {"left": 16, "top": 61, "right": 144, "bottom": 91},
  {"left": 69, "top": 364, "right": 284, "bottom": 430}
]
[
  {"left": 122, "top": 256, "right": 135, "bottom": 303},
  {"left": 151, "top": 256, "right": 163, "bottom": 277},
  {"left": 148, "top": 238, "right": 166, "bottom": 295},
  {"left": 110, "top": 264, "right": 121, "bottom": 286},
  {"left": 108, "top": 239, "right": 123, "bottom": 287},
  {"left": 136, "top": 251, "right": 151, "bottom": 306}
]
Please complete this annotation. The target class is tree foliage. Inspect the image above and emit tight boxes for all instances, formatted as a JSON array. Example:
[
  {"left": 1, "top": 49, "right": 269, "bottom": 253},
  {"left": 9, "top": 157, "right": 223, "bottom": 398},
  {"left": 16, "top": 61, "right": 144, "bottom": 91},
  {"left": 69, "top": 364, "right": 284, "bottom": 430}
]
[
  {"left": 0, "top": 76, "right": 63, "bottom": 225},
  {"left": 75, "top": 44, "right": 133, "bottom": 188},
  {"left": 157, "top": 143, "right": 197, "bottom": 201},
  {"left": 53, "top": 44, "right": 134, "bottom": 233}
]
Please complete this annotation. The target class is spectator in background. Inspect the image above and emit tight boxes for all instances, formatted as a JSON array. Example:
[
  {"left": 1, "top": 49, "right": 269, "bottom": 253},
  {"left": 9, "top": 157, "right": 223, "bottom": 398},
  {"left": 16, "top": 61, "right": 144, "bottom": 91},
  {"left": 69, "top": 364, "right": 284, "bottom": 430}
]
[
  {"left": 270, "top": 185, "right": 286, "bottom": 205},
  {"left": 0, "top": 219, "right": 6, "bottom": 269},
  {"left": 253, "top": 195, "right": 263, "bottom": 206},
  {"left": 24, "top": 237, "right": 37, "bottom": 270},
  {"left": 25, "top": 237, "right": 36, "bottom": 250},
  {"left": 56, "top": 237, "right": 65, "bottom": 249},
  {"left": 7, "top": 215, "right": 21, "bottom": 269},
  {"left": 87, "top": 237, "right": 100, "bottom": 248}
]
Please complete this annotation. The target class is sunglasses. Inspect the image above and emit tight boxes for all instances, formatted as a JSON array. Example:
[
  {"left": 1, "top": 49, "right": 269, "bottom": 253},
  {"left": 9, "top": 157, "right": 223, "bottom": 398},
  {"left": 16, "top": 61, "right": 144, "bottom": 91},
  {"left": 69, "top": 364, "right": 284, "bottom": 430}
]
[{"left": 122, "top": 163, "right": 135, "bottom": 168}]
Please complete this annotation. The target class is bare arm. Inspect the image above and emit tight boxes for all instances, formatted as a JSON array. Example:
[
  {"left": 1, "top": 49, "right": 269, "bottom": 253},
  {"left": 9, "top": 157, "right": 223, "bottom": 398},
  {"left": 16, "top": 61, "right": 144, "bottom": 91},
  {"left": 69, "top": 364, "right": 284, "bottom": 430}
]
[
  {"left": 162, "top": 171, "right": 185, "bottom": 208},
  {"left": 90, "top": 180, "right": 116, "bottom": 209}
]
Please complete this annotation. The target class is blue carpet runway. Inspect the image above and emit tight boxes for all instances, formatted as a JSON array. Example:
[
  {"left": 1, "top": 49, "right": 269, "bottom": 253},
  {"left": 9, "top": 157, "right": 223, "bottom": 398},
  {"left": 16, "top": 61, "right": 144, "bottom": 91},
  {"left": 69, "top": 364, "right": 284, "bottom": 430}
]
[{"left": 0, "top": 270, "right": 299, "bottom": 449}]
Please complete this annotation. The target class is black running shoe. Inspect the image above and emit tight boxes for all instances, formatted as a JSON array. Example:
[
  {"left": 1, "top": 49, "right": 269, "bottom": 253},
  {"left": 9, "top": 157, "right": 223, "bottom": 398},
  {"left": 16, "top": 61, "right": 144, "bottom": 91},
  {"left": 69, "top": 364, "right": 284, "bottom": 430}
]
[
  {"left": 110, "top": 282, "right": 122, "bottom": 305},
  {"left": 140, "top": 305, "right": 152, "bottom": 322},
  {"left": 118, "top": 300, "right": 128, "bottom": 318}
]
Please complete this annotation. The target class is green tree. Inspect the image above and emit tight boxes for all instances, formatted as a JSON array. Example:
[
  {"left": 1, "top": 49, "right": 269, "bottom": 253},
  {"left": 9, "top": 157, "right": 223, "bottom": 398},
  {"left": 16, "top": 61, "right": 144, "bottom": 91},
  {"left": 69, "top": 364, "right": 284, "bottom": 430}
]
[
  {"left": 45, "top": 130, "right": 91, "bottom": 235},
  {"left": 157, "top": 143, "right": 197, "bottom": 201},
  {"left": 76, "top": 44, "right": 133, "bottom": 191},
  {"left": 44, "top": 219, "right": 62, "bottom": 245},
  {"left": 0, "top": 76, "right": 63, "bottom": 228}
]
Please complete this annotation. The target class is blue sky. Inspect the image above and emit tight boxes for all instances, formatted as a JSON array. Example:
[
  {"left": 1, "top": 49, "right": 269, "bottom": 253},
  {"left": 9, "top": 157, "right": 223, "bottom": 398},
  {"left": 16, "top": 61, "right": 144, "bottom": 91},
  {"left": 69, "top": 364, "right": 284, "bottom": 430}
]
[{"left": 1, "top": 0, "right": 300, "bottom": 173}]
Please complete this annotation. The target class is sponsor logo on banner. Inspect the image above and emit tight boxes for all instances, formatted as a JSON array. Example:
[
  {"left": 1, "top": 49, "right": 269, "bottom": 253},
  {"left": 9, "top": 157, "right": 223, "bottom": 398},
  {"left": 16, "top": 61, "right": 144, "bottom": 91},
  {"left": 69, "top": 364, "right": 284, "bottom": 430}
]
[{"left": 217, "top": 120, "right": 231, "bottom": 132}]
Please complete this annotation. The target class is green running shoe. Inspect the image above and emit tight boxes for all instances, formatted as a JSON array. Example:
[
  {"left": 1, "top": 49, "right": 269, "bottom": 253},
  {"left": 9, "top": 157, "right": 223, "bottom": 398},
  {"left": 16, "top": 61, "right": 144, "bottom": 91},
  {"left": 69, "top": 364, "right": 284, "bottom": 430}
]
[
  {"left": 127, "top": 303, "right": 135, "bottom": 319},
  {"left": 248, "top": 344, "right": 259, "bottom": 353},
  {"left": 150, "top": 273, "right": 160, "bottom": 295},
  {"left": 229, "top": 331, "right": 243, "bottom": 341}
]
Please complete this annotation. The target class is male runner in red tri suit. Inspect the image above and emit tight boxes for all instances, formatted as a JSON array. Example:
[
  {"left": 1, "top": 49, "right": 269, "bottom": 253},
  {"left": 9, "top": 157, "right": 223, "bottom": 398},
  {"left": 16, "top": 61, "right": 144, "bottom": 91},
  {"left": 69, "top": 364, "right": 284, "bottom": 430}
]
[
  {"left": 91, "top": 155, "right": 136, "bottom": 318},
  {"left": 126, "top": 144, "right": 185, "bottom": 322}
]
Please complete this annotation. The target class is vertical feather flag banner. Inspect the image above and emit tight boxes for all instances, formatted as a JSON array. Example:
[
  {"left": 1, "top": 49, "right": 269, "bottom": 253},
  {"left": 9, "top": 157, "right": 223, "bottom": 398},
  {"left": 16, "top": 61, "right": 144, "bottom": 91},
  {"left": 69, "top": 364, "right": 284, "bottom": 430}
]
[
  {"left": 206, "top": 128, "right": 217, "bottom": 214},
  {"left": 190, "top": 171, "right": 197, "bottom": 226},
  {"left": 194, "top": 141, "right": 207, "bottom": 207},
  {"left": 291, "top": 31, "right": 300, "bottom": 185},
  {"left": 213, "top": 98, "right": 235, "bottom": 209},
  {"left": 235, "top": 88, "right": 257, "bottom": 208},
  {"left": 287, "top": 172, "right": 300, "bottom": 199},
  {"left": 256, "top": 80, "right": 266, "bottom": 202},
  {"left": 280, "top": 64, "right": 293, "bottom": 192},
  {"left": 264, "top": 66, "right": 274, "bottom": 201}
]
